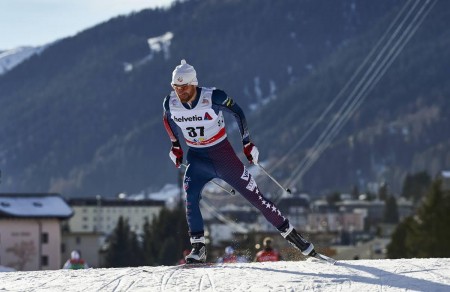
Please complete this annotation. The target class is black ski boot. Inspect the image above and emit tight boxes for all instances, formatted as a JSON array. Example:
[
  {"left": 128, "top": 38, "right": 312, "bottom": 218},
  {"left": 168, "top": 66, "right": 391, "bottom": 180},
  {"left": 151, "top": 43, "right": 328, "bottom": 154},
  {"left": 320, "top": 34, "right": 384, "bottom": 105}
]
[
  {"left": 279, "top": 223, "right": 316, "bottom": 256},
  {"left": 185, "top": 236, "right": 207, "bottom": 264}
]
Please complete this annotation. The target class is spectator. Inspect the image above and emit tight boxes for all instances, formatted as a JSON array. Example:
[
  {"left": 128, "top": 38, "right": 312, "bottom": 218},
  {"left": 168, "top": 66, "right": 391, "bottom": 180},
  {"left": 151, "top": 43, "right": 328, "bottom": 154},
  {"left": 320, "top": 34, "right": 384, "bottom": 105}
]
[
  {"left": 63, "top": 250, "right": 89, "bottom": 270},
  {"left": 178, "top": 249, "right": 191, "bottom": 265},
  {"left": 217, "top": 246, "right": 248, "bottom": 263},
  {"left": 255, "top": 237, "right": 282, "bottom": 262}
]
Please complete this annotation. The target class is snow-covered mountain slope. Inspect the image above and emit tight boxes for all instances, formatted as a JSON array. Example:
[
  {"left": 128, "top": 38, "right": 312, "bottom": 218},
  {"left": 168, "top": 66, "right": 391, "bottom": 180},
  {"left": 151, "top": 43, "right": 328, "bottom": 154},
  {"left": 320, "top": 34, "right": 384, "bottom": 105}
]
[
  {"left": 0, "top": 46, "right": 46, "bottom": 75},
  {"left": 1, "top": 258, "right": 449, "bottom": 291}
]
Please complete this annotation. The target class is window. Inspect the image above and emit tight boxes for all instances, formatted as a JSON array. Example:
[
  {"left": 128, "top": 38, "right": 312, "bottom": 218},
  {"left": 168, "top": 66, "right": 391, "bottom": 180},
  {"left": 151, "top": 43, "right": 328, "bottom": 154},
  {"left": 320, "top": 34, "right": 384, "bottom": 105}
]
[
  {"left": 61, "top": 243, "right": 66, "bottom": 253},
  {"left": 41, "top": 256, "right": 49, "bottom": 266},
  {"left": 41, "top": 233, "right": 49, "bottom": 244},
  {"left": 76, "top": 237, "right": 81, "bottom": 244}
]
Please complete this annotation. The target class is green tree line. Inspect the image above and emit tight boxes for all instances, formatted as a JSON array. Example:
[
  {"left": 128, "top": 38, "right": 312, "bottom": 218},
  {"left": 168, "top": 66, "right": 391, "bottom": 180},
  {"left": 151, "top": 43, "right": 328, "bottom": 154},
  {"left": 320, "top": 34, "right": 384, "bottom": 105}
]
[
  {"left": 105, "top": 206, "right": 190, "bottom": 267},
  {"left": 387, "top": 176, "right": 450, "bottom": 258}
]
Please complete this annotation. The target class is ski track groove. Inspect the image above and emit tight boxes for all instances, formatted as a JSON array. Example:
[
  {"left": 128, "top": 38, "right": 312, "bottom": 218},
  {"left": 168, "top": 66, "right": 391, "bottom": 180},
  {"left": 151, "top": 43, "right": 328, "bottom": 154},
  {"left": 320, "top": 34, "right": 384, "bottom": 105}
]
[
  {"left": 28, "top": 274, "right": 61, "bottom": 291},
  {"left": 407, "top": 261, "right": 445, "bottom": 284},
  {"left": 160, "top": 265, "right": 179, "bottom": 291},
  {"left": 198, "top": 271, "right": 215, "bottom": 292},
  {"left": 119, "top": 274, "right": 143, "bottom": 292},
  {"left": 98, "top": 269, "right": 142, "bottom": 292},
  {"left": 205, "top": 269, "right": 216, "bottom": 291}
]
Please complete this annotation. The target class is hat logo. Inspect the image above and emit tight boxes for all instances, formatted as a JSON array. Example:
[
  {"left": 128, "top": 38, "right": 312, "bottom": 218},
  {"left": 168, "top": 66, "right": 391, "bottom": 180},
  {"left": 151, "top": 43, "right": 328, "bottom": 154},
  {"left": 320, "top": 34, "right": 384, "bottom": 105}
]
[{"left": 177, "top": 76, "right": 184, "bottom": 82}]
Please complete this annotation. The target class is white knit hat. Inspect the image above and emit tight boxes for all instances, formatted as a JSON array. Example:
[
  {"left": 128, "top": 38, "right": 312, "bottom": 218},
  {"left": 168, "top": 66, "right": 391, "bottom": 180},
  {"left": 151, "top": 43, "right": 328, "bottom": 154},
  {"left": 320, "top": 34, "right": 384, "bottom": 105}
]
[
  {"left": 171, "top": 59, "right": 198, "bottom": 86},
  {"left": 71, "top": 250, "right": 80, "bottom": 260}
]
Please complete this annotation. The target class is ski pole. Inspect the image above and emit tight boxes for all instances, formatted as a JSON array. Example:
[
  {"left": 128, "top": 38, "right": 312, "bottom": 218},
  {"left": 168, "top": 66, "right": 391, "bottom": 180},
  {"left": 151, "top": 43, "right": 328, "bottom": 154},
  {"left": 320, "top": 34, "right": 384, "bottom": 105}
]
[
  {"left": 181, "top": 164, "right": 236, "bottom": 195},
  {"left": 255, "top": 162, "right": 292, "bottom": 194}
]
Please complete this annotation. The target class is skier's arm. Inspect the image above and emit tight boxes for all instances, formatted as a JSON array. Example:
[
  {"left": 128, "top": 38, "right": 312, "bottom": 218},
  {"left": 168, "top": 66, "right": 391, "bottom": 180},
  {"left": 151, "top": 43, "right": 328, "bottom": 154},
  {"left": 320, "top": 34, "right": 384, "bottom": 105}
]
[
  {"left": 211, "top": 89, "right": 250, "bottom": 145},
  {"left": 212, "top": 89, "right": 260, "bottom": 163},
  {"left": 163, "top": 96, "right": 180, "bottom": 144},
  {"left": 62, "top": 260, "right": 71, "bottom": 269},
  {"left": 163, "top": 96, "right": 183, "bottom": 167}
]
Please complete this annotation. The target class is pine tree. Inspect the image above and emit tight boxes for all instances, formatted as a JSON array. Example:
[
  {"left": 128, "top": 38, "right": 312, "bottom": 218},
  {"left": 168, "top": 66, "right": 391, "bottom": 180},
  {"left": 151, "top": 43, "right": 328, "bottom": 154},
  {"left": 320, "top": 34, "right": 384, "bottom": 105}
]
[
  {"left": 105, "top": 216, "right": 144, "bottom": 267},
  {"left": 158, "top": 237, "right": 177, "bottom": 265},
  {"left": 410, "top": 179, "right": 450, "bottom": 257},
  {"left": 401, "top": 172, "right": 431, "bottom": 204},
  {"left": 105, "top": 216, "right": 130, "bottom": 267},
  {"left": 142, "top": 217, "right": 156, "bottom": 265},
  {"left": 386, "top": 216, "right": 415, "bottom": 258},
  {"left": 378, "top": 183, "right": 388, "bottom": 201},
  {"left": 128, "top": 229, "right": 144, "bottom": 267},
  {"left": 142, "top": 206, "right": 190, "bottom": 266},
  {"left": 383, "top": 195, "right": 399, "bottom": 224},
  {"left": 388, "top": 178, "right": 450, "bottom": 258}
]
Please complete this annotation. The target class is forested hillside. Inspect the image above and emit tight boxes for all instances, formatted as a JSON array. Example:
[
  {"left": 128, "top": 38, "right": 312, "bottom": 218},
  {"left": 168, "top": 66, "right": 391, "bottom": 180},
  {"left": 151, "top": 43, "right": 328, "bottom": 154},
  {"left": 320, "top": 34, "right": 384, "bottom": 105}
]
[{"left": 0, "top": 0, "right": 448, "bottom": 197}]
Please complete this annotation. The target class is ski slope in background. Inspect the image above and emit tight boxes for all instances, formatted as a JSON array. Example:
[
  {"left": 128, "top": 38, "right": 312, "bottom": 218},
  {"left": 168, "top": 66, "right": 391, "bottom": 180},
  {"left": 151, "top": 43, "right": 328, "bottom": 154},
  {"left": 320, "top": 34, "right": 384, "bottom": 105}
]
[{"left": 1, "top": 258, "right": 450, "bottom": 291}]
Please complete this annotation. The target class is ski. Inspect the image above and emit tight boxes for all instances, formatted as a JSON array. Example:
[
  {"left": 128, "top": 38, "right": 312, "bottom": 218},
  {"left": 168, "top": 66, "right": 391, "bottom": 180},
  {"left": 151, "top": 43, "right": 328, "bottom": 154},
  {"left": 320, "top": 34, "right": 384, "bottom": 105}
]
[
  {"left": 178, "top": 262, "right": 217, "bottom": 268},
  {"left": 311, "top": 252, "right": 337, "bottom": 265}
]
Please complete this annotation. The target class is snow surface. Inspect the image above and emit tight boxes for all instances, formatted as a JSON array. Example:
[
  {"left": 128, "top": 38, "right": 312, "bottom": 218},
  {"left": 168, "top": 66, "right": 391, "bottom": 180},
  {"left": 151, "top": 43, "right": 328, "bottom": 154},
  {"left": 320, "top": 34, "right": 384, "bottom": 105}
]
[
  {"left": 1, "top": 258, "right": 449, "bottom": 291},
  {"left": 0, "top": 46, "right": 47, "bottom": 75}
]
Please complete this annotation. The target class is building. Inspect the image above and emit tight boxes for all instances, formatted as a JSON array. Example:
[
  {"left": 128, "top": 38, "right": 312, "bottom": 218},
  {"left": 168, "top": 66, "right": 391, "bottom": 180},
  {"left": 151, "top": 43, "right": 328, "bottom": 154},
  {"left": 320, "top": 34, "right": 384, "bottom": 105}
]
[
  {"left": 307, "top": 212, "right": 365, "bottom": 233},
  {"left": 0, "top": 193, "right": 73, "bottom": 271},
  {"left": 277, "top": 194, "right": 311, "bottom": 228},
  {"left": 62, "top": 196, "right": 165, "bottom": 267},
  {"left": 66, "top": 196, "right": 165, "bottom": 235},
  {"left": 335, "top": 199, "right": 385, "bottom": 226}
]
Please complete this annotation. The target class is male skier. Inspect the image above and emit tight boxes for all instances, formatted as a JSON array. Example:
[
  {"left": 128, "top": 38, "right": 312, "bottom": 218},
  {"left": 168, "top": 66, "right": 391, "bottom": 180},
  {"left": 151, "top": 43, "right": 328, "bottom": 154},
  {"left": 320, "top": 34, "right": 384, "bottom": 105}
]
[{"left": 163, "top": 59, "right": 317, "bottom": 264}]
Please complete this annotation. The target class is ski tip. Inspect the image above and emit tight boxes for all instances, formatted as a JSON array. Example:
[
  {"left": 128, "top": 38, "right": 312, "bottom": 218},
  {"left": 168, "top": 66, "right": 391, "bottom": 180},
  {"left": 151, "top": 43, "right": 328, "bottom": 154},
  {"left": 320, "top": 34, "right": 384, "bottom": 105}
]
[{"left": 313, "top": 253, "right": 337, "bottom": 265}]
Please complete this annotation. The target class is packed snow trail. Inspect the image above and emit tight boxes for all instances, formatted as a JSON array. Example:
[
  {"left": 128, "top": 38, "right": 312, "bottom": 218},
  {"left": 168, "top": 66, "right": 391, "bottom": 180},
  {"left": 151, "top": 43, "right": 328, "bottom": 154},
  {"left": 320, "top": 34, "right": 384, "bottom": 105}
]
[{"left": 1, "top": 258, "right": 450, "bottom": 291}]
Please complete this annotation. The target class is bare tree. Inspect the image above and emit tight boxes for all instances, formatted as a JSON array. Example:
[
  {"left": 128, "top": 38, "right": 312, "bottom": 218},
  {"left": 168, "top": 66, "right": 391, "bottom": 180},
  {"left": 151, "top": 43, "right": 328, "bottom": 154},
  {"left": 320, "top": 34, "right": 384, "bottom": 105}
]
[{"left": 6, "top": 240, "right": 37, "bottom": 270}]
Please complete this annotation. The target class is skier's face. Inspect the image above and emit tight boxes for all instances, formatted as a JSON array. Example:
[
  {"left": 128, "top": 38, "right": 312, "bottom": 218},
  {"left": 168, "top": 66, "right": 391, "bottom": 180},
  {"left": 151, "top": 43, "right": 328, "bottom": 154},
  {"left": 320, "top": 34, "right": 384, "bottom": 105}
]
[{"left": 173, "top": 84, "right": 197, "bottom": 103}]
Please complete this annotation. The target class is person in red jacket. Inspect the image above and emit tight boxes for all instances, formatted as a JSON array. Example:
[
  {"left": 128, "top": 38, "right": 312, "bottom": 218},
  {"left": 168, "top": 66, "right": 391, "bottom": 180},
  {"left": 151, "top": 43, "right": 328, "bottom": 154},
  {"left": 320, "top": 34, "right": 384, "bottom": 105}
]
[
  {"left": 255, "top": 237, "right": 282, "bottom": 262},
  {"left": 217, "top": 246, "right": 248, "bottom": 263}
]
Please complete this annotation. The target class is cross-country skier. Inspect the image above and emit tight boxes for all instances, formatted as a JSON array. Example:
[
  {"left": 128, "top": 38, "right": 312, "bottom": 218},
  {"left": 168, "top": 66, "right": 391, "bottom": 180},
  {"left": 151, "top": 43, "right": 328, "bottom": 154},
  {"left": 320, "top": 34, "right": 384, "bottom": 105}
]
[{"left": 163, "top": 59, "right": 317, "bottom": 264}]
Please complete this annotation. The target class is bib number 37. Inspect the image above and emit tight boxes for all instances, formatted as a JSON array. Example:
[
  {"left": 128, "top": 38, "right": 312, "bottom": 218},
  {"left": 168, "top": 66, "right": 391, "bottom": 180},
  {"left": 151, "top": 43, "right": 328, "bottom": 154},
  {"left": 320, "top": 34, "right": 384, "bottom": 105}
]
[{"left": 186, "top": 126, "right": 205, "bottom": 137}]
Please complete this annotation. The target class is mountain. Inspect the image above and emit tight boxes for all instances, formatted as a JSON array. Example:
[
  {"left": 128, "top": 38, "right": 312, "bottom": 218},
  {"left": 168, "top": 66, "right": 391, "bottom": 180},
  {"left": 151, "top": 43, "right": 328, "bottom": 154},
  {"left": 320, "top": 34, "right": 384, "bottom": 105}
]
[
  {"left": 0, "top": 0, "right": 448, "bottom": 197},
  {"left": 1, "top": 258, "right": 450, "bottom": 291}
]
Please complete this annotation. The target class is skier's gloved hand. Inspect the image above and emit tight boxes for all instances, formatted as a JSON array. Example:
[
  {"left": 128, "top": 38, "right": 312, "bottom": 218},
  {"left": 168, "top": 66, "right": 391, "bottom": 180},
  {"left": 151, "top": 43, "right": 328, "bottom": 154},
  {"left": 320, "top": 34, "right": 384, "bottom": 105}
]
[
  {"left": 243, "top": 142, "right": 259, "bottom": 164},
  {"left": 169, "top": 141, "right": 183, "bottom": 168}
]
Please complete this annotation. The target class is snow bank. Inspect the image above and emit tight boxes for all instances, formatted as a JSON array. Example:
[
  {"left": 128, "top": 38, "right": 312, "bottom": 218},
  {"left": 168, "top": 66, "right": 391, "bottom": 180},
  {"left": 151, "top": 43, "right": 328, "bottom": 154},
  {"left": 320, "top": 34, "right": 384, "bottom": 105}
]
[{"left": 0, "top": 258, "right": 449, "bottom": 291}]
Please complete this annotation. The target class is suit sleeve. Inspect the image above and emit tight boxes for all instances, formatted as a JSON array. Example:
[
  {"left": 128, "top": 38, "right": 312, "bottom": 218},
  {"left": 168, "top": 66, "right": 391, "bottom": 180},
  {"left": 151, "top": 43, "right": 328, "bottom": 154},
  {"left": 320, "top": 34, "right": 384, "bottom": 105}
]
[
  {"left": 211, "top": 89, "right": 250, "bottom": 145},
  {"left": 163, "top": 96, "right": 180, "bottom": 143}
]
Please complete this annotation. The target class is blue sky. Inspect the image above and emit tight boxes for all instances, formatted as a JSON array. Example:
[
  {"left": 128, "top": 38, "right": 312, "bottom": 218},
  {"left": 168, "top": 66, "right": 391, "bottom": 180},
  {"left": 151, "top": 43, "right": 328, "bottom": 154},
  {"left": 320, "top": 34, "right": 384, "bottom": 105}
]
[{"left": 0, "top": 0, "right": 174, "bottom": 50}]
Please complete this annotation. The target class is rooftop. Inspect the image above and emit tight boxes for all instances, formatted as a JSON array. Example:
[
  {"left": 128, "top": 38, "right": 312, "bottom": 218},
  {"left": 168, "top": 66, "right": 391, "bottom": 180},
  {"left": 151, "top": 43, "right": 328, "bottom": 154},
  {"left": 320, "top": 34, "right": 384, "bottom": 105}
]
[{"left": 0, "top": 193, "right": 73, "bottom": 219}]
